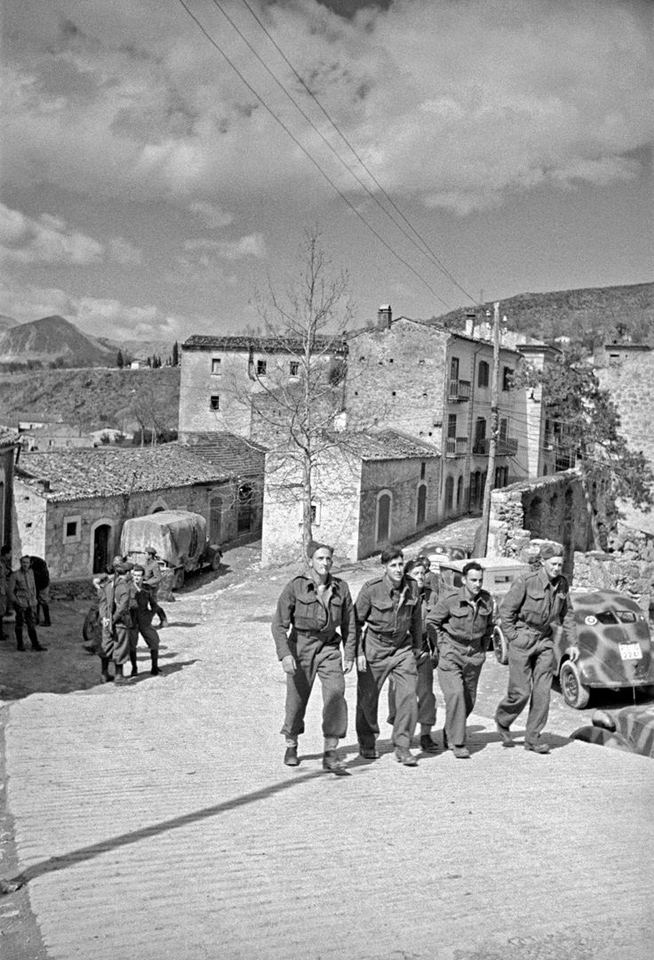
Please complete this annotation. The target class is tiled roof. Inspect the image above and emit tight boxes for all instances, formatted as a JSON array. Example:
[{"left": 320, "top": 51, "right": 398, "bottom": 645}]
[
  {"left": 334, "top": 429, "right": 440, "bottom": 460},
  {"left": 183, "top": 333, "right": 347, "bottom": 354},
  {"left": 180, "top": 433, "right": 266, "bottom": 475},
  {"left": 15, "top": 444, "right": 236, "bottom": 502}
]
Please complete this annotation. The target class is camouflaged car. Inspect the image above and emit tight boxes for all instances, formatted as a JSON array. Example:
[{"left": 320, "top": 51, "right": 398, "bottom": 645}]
[
  {"left": 570, "top": 705, "right": 654, "bottom": 758},
  {"left": 551, "top": 589, "right": 654, "bottom": 709}
]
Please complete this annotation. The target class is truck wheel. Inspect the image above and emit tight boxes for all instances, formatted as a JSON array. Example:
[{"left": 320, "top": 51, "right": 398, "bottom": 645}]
[
  {"left": 82, "top": 608, "right": 99, "bottom": 643},
  {"left": 173, "top": 568, "right": 185, "bottom": 590},
  {"left": 493, "top": 626, "right": 509, "bottom": 665},
  {"left": 211, "top": 550, "right": 222, "bottom": 571},
  {"left": 559, "top": 660, "right": 591, "bottom": 709}
]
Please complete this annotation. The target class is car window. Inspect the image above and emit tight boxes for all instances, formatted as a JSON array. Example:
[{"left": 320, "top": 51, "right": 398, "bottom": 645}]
[
  {"left": 595, "top": 611, "right": 618, "bottom": 625},
  {"left": 452, "top": 573, "right": 464, "bottom": 587},
  {"left": 616, "top": 611, "right": 637, "bottom": 623}
]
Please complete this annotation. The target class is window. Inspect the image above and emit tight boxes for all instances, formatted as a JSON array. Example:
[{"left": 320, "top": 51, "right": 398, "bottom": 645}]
[
  {"left": 211, "top": 358, "right": 221, "bottom": 375},
  {"left": 502, "top": 367, "right": 514, "bottom": 391},
  {"left": 416, "top": 483, "right": 427, "bottom": 526},
  {"left": 420, "top": 461, "right": 426, "bottom": 480},
  {"left": 210, "top": 395, "right": 220, "bottom": 411},
  {"left": 289, "top": 361, "right": 299, "bottom": 377},
  {"left": 445, "top": 476, "right": 454, "bottom": 511},
  {"left": 478, "top": 361, "right": 489, "bottom": 388},
  {"left": 499, "top": 418, "right": 508, "bottom": 441},
  {"left": 257, "top": 359, "right": 267, "bottom": 376},
  {"left": 63, "top": 515, "right": 81, "bottom": 544},
  {"left": 447, "top": 413, "right": 457, "bottom": 439},
  {"left": 310, "top": 502, "right": 321, "bottom": 525}
]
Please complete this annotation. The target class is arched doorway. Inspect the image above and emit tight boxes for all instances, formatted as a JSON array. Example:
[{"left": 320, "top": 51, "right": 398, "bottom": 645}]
[
  {"left": 93, "top": 523, "right": 111, "bottom": 574},
  {"left": 376, "top": 492, "right": 392, "bottom": 543},
  {"left": 237, "top": 484, "right": 254, "bottom": 534},
  {"left": 209, "top": 496, "right": 223, "bottom": 543},
  {"left": 416, "top": 483, "right": 427, "bottom": 526}
]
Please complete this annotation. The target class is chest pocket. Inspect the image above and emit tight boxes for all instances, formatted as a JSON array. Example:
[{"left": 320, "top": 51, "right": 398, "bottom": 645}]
[{"left": 294, "top": 597, "right": 325, "bottom": 631}]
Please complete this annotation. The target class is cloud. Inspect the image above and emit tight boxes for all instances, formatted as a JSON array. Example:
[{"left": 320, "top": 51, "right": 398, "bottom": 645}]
[
  {"left": 0, "top": 0, "right": 651, "bottom": 215},
  {"left": 0, "top": 203, "right": 143, "bottom": 265},
  {"left": 184, "top": 233, "right": 268, "bottom": 261},
  {"left": 188, "top": 201, "right": 234, "bottom": 229},
  {"left": 0, "top": 203, "right": 103, "bottom": 263}
]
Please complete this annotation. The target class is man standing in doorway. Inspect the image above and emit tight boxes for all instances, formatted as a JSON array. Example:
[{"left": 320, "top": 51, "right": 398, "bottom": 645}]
[
  {"left": 495, "top": 542, "right": 578, "bottom": 754},
  {"left": 427, "top": 562, "right": 495, "bottom": 758},
  {"left": 9, "top": 556, "right": 47, "bottom": 652}
]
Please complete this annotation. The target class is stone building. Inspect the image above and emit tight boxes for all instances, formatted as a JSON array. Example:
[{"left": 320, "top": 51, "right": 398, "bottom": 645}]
[
  {"left": 0, "top": 427, "right": 19, "bottom": 549},
  {"left": 178, "top": 333, "right": 347, "bottom": 441},
  {"left": 261, "top": 430, "right": 441, "bottom": 565},
  {"left": 12, "top": 440, "right": 265, "bottom": 580},
  {"left": 345, "top": 307, "right": 554, "bottom": 522}
]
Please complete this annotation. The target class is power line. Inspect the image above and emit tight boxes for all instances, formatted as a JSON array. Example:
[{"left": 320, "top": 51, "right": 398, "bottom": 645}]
[
  {"left": 175, "top": 0, "right": 451, "bottom": 307},
  {"left": 234, "top": 0, "right": 477, "bottom": 305}
]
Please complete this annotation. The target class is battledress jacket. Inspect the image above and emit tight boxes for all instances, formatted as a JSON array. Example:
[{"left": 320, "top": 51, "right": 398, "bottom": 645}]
[
  {"left": 8, "top": 569, "right": 38, "bottom": 610},
  {"left": 271, "top": 573, "right": 357, "bottom": 662},
  {"left": 499, "top": 567, "right": 577, "bottom": 645},
  {"left": 355, "top": 575, "right": 423, "bottom": 655},
  {"left": 426, "top": 586, "right": 496, "bottom": 648}
]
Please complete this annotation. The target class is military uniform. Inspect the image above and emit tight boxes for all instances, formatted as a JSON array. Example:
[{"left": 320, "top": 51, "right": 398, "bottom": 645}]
[
  {"left": 272, "top": 573, "right": 357, "bottom": 743},
  {"left": 427, "top": 585, "right": 496, "bottom": 749},
  {"left": 495, "top": 566, "right": 577, "bottom": 743},
  {"left": 387, "top": 583, "right": 438, "bottom": 733},
  {"left": 355, "top": 575, "right": 422, "bottom": 752},
  {"left": 9, "top": 566, "right": 44, "bottom": 651},
  {"left": 128, "top": 582, "right": 161, "bottom": 676},
  {"left": 98, "top": 574, "right": 133, "bottom": 666}
]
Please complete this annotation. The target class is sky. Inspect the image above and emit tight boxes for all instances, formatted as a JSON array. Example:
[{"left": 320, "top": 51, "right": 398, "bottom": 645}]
[{"left": 1, "top": 0, "right": 652, "bottom": 343}]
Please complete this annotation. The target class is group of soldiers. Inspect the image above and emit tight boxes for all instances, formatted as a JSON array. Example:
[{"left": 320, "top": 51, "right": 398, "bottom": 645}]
[
  {"left": 0, "top": 547, "right": 51, "bottom": 651},
  {"left": 272, "top": 539, "right": 579, "bottom": 772},
  {"left": 93, "top": 546, "right": 168, "bottom": 684}
]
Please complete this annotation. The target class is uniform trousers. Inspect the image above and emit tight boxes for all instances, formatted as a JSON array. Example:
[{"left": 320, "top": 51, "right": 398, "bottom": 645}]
[
  {"left": 15, "top": 605, "right": 39, "bottom": 648},
  {"left": 100, "top": 623, "right": 131, "bottom": 664},
  {"left": 356, "top": 638, "right": 418, "bottom": 751},
  {"left": 281, "top": 637, "right": 347, "bottom": 740},
  {"left": 437, "top": 638, "right": 485, "bottom": 747},
  {"left": 128, "top": 618, "right": 160, "bottom": 653},
  {"left": 495, "top": 631, "right": 554, "bottom": 743},
  {"left": 387, "top": 656, "right": 436, "bottom": 727}
]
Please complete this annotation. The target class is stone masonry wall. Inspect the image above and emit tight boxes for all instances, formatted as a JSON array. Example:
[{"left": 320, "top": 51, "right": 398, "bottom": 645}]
[
  {"left": 358, "top": 457, "right": 440, "bottom": 558},
  {"left": 573, "top": 551, "right": 654, "bottom": 617},
  {"left": 598, "top": 354, "right": 654, "bottom": 466}
]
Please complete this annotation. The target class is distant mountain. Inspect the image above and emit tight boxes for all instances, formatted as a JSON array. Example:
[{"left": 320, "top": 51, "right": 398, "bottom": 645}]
[
  {"left": 0, "top": 315, "right": 18, "bottom": 336},
  {"left": 0, "top": 315, "right": 115, "bottom": 367},
  {"left": 96, "top": 337, "right": 175, "bottom": 362},
  {"left": 434, "top": 282, "right": 654, "bottom": 351}
]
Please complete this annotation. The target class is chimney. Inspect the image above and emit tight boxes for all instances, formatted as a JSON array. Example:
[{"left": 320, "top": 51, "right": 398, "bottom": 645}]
[
  {"left": 377, "top": 304, "right": 392, "bottom": 329},
  {"left": 465, "top": 310, "right": 476, "bottom": 337}
]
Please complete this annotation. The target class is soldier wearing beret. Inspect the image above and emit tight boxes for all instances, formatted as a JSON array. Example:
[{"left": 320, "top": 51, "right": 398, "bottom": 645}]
[
  {"left": 272, "top": 541, "right": 357, "bottom": 773},
  {"left": 355, "top": 545, "right": 423, "bottom": 766},
  {"left": 98, "top": 559, "right": 136, "bottom": 684},
  {"left": 495, "top": 542, "right": 579, "bottom": 753}
]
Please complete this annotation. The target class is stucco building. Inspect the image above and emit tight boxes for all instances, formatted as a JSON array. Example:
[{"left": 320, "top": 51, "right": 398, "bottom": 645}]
[{"left": 261, "top": 429, "right": 440, "bottom": 565}]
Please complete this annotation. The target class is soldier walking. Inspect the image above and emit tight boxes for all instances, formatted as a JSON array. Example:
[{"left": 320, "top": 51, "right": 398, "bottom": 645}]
[
  {"left": 272, "top": 541, "right": 357, "bottom": 773},
  {"left": 355, "top": 545, "right": 422, "bottom": 766},
  {"left": 143, "top": 546, "right": 167, "bottom": 626},
  {"left": 427, "top": 561, "right": 495, "bottom": 758},
  {"left": 495, "top": 542, "right": 579, "bottom": 753}
]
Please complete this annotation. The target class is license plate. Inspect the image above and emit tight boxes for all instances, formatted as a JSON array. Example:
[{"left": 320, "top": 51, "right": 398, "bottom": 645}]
[{"left": 619, "top": 643, "right": 642, "bottom": 660}]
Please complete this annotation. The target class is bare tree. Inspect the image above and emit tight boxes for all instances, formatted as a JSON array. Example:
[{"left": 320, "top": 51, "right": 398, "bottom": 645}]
[{"left": 224, "top": 230, "right": 356, "bottom": 554}]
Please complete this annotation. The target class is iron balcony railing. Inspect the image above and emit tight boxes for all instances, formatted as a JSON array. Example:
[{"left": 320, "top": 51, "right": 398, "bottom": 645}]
[
  {"left": 448, "top": 379, "right": 471, "bottom": 401},
  {"left": 445, "top": 436, "right": 468, "bottom": 457}
]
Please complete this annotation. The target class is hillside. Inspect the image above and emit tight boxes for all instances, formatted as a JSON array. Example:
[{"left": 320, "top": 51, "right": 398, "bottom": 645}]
[
  {"left": 0, "top": 367, "right": 180, "bottom": 433},
  {"left": 0, "top": 315, "right": 17, "bottom": 336},
  {"left": 0, "top": 314, "right": 115, "bottom": 367},
  {"left": 96, "top": 337, "right": 176, "bottom": 362},
  {"left": 434, "top": 281, "right": 654, "bottom": 350}
]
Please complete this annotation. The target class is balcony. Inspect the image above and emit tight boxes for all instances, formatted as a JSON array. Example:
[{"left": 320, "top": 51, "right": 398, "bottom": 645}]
[
  {"left": 497, "top": 437, "right": 519, "bottom": 456},
  {"left": 448, "top": 379, "right": 471, "bottom": 401},
  {"left": 445, "top": 436, "right": 468, "bottom": 457},
  {"left": 472, "top": 438, "right": 489, "bottom": 456}
]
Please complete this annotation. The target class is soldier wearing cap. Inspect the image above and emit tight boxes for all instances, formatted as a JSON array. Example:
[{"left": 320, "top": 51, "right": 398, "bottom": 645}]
[
  {"left": 495, "top": 542, "right": 579, "bottom": 753},
  {"left": 272, "top": 541, "right": 357, "bottom": 773},
  {"left": 355, "top": 545, "right": 423, "bottom": 766},
  {"left": 143, "top": 546, "right": 167, "bottom": 626},
  {"left": 98, "top": 559, "right": 136, "bottom": 684}
]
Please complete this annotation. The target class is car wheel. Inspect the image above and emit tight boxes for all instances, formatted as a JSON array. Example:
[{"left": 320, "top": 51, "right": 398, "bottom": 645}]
[
  {"left": 493, "top": 626, "right": 509, "bottom": 665},
  {"left": 559, "top": 659, "right": 591, "bottom": 709},
  {"left": 82, "top": 608, "right": 99, "bottom": 643}
]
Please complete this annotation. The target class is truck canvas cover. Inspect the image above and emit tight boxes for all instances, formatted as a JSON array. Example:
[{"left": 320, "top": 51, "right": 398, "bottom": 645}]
[{"left": 120, "top": 511, "right": 207, "bottom": 567}]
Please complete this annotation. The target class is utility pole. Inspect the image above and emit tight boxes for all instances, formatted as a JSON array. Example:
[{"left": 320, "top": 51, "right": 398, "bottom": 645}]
[{"left": 475, "top": 302, "right": 501, "bottom": 557}]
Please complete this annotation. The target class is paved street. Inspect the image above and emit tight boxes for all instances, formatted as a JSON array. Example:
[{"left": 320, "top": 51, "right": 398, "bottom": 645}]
[{"left": 1, "top": 539, "right": 653, "bottom": 959}]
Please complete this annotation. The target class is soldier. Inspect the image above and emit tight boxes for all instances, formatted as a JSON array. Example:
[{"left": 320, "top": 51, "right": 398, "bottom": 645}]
[
  {"left": 9, "top": 556, "right": 47, "bottom": 652},
  {"left": 387, "top": 558, "right": 440, "bottom": 753},
  {"left": 427, "top": 561, "right": 495, "bottom": 758},
  {"left": 128, "top": 565, "right": 161, "bottom": 677},
  {"left": 143, "top": 546, "right": 167, "bottom": 626},
  {"left": 31, "top": 556, "right": 51, "bottom": 627},
  {"left": 495, "top": 542, "right": 579, "bottom": 754},
  {"left": 272, "top": 541, "right": 357, "bottom": 774},
  {"left": 355, "top": 545, "right": 422, "bottom": 766},
  {"left": 98, "top": 560, "right": 135, "bottom": 684}
]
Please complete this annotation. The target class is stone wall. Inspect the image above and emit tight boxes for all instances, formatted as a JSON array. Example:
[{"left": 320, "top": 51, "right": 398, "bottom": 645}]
[
  {"left": 487, "top": 470, "right": 596, "bottom": 576},
  {"left": 573, "top": 551, "right": 654, "bottom": 617},
  {"left": 358, "top": 457, "right": 440, "bottom": 558},
  {"left": 597, "top": 353, "right": 654, "bottom": 466}
]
